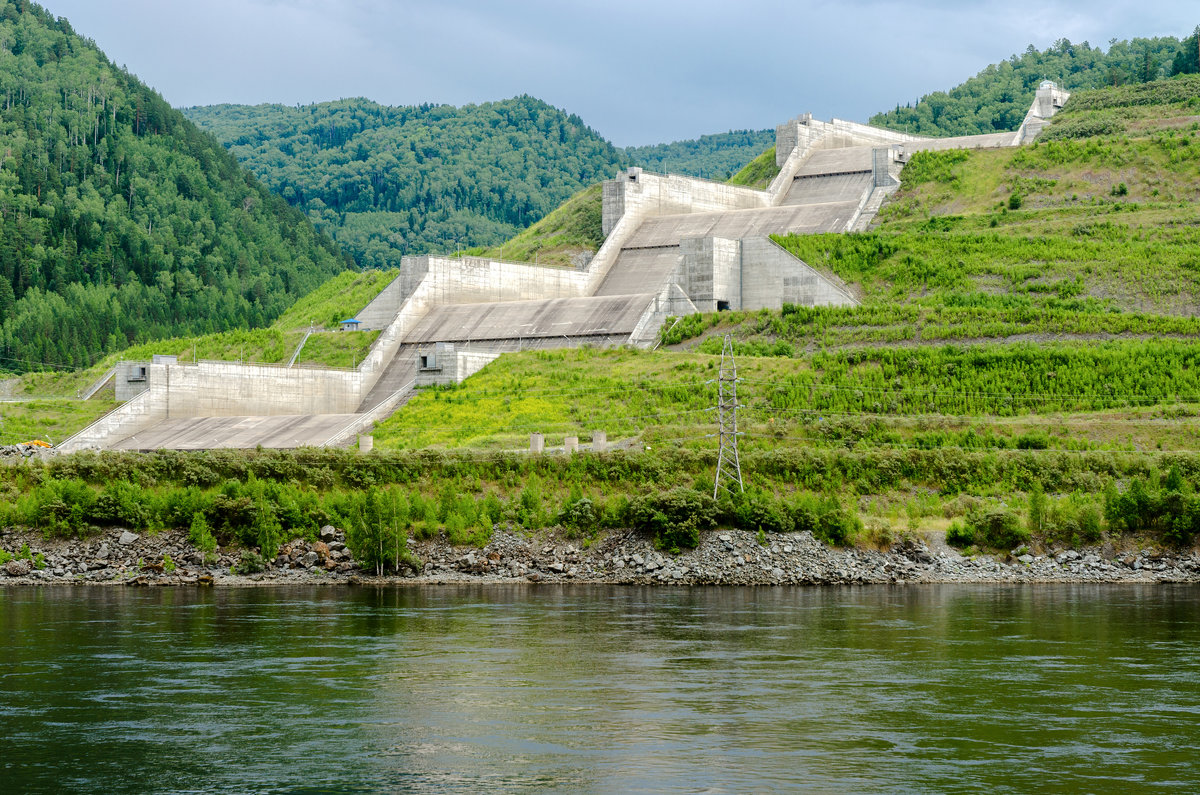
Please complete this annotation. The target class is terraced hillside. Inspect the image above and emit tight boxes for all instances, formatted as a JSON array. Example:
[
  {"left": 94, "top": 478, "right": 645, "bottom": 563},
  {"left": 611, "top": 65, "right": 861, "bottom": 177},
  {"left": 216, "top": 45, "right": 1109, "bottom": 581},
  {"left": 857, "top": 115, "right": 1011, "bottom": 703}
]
[{"left": 375, "top": 76, "right": 1200, "bottom": 463}]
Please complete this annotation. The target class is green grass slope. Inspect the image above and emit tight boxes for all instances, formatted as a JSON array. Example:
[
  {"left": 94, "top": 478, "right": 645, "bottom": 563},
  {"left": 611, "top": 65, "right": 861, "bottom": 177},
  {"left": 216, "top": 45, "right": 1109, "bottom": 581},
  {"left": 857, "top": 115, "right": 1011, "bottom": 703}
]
[
  {"left": 727, "top": 146, "right": 779, "bottom": 189},
  {"left": 462, "top": 185, "right": 603, "bottom": 268}
]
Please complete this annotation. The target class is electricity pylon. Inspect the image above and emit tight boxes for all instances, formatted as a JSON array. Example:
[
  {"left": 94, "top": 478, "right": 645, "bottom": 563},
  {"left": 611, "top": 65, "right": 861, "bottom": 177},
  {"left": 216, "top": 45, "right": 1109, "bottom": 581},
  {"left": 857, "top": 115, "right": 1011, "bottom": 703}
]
[{"left": 714, "top": 334, "right": 744, "bottom": 500}]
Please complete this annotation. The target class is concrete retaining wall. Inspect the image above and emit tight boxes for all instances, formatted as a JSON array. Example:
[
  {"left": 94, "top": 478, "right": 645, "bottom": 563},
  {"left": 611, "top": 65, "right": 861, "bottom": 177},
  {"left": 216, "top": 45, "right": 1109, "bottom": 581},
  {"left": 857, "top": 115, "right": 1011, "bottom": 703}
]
[
  {"left": 159, "top": 361, "right": 362, "bottom": 417},
  {"left": 355, "top": 274, "right": 408, "bottom": 330},
  {"left": 740, "top": 237, "right": 857, "bottom": 310},
  {"left": 59, "top": 389, "right": 163, "bottom": 452}
]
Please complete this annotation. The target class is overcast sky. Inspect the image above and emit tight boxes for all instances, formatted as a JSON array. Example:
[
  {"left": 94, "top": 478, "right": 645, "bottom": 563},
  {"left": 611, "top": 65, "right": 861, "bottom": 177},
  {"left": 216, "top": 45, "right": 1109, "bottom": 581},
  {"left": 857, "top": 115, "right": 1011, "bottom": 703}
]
[{"left": 35, "top": 0, "right": 1200, "bottom": 146}]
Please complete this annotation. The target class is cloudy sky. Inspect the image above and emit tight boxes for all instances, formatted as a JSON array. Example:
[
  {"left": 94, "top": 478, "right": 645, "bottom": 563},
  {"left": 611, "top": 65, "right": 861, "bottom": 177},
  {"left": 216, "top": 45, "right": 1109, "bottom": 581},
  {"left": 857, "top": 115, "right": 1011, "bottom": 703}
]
[{"left": 37, "top": 0, "right": 1200, "bottom": 146}]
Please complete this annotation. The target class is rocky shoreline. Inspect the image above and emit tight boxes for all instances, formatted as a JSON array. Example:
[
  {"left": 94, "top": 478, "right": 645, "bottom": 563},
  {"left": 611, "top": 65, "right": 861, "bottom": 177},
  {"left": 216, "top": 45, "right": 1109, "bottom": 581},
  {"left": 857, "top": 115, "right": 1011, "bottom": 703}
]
[{"left": 2, "top": 525, "right": 1199, "bottom": 587}]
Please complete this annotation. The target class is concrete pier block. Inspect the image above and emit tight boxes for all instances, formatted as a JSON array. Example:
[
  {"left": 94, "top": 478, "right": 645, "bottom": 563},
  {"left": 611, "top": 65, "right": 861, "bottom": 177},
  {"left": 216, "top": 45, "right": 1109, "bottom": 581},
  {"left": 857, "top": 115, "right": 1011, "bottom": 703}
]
[
  {"left": 358, "top": 435, "right": 374, "bottom": 453},
  {"left": 564, "top": 436, "right": 578, "bottom": 454},
  {"left": 530, "top": 433, "right": 544, "bottom": 454},
  {"left": 592, "top": 431, "right": 607, "bottom": 453}
]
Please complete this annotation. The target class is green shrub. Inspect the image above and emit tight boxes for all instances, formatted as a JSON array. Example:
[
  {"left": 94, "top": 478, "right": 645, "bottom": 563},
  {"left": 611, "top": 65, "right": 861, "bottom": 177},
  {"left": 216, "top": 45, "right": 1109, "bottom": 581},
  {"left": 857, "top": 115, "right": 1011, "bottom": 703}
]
[
  {"left": 968, "top": 508, "right": 1028, "bottom": 550},
  {"left": 946, "top": 519, "right": 974, "bottom": 547},
  {"left": 559, "top": 497, "right": 599, "bottom": 537},
  {"left": 188, "top": 513, "right": 218, "bottom": 559},
  {"left": 233, "top": 550, "right": 265, "bottom": 574},
  {"left": 733, "top": 490, "right": 794, "bottom": 535},
  {"left": 629, "top": 487, "right": 717, "bottom": 554}
]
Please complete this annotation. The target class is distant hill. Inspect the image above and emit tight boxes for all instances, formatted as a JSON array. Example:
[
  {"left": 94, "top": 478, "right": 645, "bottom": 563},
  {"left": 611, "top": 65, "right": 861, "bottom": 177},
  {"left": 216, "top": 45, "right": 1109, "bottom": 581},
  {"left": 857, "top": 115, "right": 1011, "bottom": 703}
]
[
  {"left": 183, "top": 97, "right": 629, "bottom": 270},
  {"left": 870, "top": 32, "right": 1198, "bottom": 136},
  {"left": 185, "top": 99, "right": 771, "bottom": 270},
  {"left": 0, "top": 0, "right": 349, "bottom": 373},
  {"left": 625, "top": 129, "right": 775, "bottom": 180}
]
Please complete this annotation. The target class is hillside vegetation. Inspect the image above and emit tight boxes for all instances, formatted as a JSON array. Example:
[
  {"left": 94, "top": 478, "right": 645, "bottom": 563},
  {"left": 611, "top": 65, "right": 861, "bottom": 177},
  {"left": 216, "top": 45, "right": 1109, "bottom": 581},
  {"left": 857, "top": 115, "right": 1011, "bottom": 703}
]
[
  {"left": 183, "top": 97, "right": 627, "bottom": 270},
  {"left": 626, "top": 128, "right": 774, "bottom": 180},
  {"left": 0, "top": 1, "right": 350, "bottom": 375},
  {"left": 870, "top": 33, "right": 1197, "bottom": 136},
  {"left": 349, "top": 75, "right": 1200, "bottom": 548}
]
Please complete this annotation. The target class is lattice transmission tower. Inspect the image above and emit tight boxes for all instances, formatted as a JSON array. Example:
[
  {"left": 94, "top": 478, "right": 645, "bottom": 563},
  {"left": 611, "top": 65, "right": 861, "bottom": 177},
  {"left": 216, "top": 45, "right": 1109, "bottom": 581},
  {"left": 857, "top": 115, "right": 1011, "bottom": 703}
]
[{"left": 713, "top": 334, "right": 744, "bottom": 500}]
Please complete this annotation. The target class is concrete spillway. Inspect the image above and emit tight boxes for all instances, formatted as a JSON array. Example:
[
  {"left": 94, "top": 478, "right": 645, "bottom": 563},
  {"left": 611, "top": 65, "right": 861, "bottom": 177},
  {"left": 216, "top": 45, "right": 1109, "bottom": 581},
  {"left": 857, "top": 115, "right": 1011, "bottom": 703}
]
[
  {"left": 405, "top": 294, "right": 652, "bottom": 344},
  {"left": 109, "top": 414, "right": 363, "bottom": 451},
  {"left": 63, "top": 83, "right": 1072, "bottom": 453}
]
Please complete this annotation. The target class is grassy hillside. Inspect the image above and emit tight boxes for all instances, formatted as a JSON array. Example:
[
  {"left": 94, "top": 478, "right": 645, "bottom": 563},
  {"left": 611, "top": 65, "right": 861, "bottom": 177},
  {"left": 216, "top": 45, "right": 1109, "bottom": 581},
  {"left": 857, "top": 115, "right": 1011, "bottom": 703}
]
[
  {"left": 461, "top": 184, "right": 603, "bottom": 268},
  {"left": 727, "top": 146, "right": 780, "bottom": 189},
  {"left": 358, "top": 75, "right": 1200, "bottom": 548},
  {"left": 0, "top": 1, "right": 350, "bottom": 375}
]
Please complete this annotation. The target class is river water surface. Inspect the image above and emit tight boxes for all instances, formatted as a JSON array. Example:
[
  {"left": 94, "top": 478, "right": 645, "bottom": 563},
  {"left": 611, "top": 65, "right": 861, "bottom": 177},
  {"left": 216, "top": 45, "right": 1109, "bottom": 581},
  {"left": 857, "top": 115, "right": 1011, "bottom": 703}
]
[{"left": 1, "top": 584, "right": 1198, "bottom": 793}]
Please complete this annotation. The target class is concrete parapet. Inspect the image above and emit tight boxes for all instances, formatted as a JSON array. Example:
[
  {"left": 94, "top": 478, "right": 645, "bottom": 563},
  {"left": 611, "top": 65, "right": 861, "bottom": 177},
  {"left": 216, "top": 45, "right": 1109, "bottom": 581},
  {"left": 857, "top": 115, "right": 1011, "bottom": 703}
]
[
  {"left": 358, "top": 435, "right": 374, "bottom": 453},
  {"left": 564, "top": 436, "right": 578, "bottom": 454},
  {"left": 592, "top": 431, "right": 607, "bottom": 453},
  {"left": 530, "top": 433, "right": 544, "bottom": 454},
  {"left": 602, "top": 169, "right": 767, "bottom": 236}
]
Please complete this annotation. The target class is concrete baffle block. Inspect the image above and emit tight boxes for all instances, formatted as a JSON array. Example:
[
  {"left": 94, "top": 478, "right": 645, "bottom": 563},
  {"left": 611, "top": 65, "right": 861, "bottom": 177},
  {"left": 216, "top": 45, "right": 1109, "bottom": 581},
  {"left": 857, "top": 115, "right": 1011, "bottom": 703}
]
[
  {"left": 530, "top": 433, "right": 544, "bottom": 454},
  {"left": 592, "top": 431, "right": 607, "bottom": 453},
  {"left": 564, "top": 436, "right": 579, "bottom": 454},
  {"left": 358, "top": 435, "right": 374, "bottom": 453}
]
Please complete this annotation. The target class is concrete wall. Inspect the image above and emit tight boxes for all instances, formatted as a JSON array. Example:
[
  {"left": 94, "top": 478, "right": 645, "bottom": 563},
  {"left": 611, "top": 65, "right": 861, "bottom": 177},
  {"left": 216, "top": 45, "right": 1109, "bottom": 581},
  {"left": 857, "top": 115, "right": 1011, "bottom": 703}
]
[
  {"left": 740, "top": 236, "right": 857, "bottom": 310},
  {"left": 158, "top": 361, "right": 362, "bottom": 417},
  {"left": 399, "top": 255, "right": 590, "bottom": 304},
  {"left": 681, "top": 237, "right": 742, "bottom": 311},
  {"left": 355, "top": 274, "right": 407, "bottom": 330},
  {"left": 59, "top": 389, "right": 164, "bottom": 452},
  {"left": 602, "top": 169, "right": 766, "bottom": 236},
  {"left": 115, "top": 362, "right": 150, "bottom": 401},
  {"left": 414, "top": 343, "right": 500, "bottom": 387}
]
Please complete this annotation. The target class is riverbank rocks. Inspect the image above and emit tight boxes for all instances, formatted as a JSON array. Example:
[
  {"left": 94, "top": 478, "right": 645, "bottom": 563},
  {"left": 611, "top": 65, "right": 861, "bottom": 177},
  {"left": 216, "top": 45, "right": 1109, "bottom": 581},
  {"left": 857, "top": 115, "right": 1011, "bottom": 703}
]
[{"left": 1, "top": 524, "right": 1198, "bottom": 587}]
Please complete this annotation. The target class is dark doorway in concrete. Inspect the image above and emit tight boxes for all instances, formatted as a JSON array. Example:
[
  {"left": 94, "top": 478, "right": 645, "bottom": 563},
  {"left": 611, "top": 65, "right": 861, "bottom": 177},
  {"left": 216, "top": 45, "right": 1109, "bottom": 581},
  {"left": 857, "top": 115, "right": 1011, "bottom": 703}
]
[{"left": 717, "top": 300, "right": 731, "bottom": 312}]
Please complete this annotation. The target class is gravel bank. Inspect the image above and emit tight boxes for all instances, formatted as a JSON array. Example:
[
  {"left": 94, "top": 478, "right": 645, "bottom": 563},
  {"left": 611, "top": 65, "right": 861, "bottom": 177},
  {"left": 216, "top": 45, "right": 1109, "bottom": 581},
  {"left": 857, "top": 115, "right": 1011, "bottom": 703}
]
[{"left": 3, "top": 525, "right": 1197, "bottom": 587}]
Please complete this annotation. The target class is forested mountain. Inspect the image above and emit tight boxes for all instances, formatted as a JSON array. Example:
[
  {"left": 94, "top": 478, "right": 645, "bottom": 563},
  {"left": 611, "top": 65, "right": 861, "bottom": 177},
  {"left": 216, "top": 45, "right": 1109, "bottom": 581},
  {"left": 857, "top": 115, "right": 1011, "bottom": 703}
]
[
  {"left": 870, "top": 32, "right": 1198, "bottom": 136},
  {"left": 0, "top": 0, "right": 349, "bottom": 374},
  {"left": 185, "top": 100, "right": 776, "bottom": 269},
  {"left": 184, "top": 98, "right": 629, "bottom": 270},
  {"left": 625, "top": 129, "right": 774, "bottom": 180}
]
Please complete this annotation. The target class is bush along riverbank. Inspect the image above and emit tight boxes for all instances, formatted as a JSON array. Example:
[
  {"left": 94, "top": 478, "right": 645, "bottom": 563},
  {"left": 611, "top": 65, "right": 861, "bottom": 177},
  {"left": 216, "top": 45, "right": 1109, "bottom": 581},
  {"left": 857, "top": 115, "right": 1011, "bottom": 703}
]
[{"left": 1, "top": 448, "right": 1200, "bottom": 585}]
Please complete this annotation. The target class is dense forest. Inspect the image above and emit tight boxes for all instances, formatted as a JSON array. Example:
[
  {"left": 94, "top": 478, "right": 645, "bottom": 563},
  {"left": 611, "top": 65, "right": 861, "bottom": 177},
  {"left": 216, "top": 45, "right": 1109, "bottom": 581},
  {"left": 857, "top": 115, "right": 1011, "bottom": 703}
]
[
  {"left": 184, "top": 98, "right": 629, "bottom": 270},
  {"left": 185, "top": 100, "right": 776, "bottom": 269},
  {"left": 625, "top": 128, "right": 774, "bottom": 180},
  {"left": 870, "top": 32, "right": 1199, "bottom": 135},
  {"left": 0, "top": 0, "right": 350, "bottom": 374}
]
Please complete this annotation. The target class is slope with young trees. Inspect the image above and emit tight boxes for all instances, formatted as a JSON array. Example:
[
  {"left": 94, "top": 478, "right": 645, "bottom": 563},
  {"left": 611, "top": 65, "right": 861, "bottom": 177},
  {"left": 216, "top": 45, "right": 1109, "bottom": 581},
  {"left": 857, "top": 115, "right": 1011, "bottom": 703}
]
[{"left": 0, "top": 0, "right": 350, "bottom": 374}]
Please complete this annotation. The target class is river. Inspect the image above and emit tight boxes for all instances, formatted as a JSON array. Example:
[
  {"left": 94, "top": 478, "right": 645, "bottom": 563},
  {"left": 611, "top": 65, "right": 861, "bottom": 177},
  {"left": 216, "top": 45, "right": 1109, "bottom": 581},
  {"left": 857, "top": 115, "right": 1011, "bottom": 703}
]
[{"left": 1, "top": 584, "right": 1198, "bottom": 793}]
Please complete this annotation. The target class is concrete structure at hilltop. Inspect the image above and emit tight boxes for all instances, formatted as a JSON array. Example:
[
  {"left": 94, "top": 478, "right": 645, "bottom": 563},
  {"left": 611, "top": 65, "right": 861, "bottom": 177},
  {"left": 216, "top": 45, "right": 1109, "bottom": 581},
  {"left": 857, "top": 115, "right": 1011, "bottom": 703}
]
[{"left": 61, "top": 86, "right": 1068, "bottom": 452}]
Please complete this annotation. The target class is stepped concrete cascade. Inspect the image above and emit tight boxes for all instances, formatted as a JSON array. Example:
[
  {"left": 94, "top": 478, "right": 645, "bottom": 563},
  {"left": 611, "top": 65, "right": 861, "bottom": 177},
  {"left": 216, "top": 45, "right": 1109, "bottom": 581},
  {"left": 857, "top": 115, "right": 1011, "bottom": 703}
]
[{"left": 63, "top": 88, "right": 1069, "bottom": 452}]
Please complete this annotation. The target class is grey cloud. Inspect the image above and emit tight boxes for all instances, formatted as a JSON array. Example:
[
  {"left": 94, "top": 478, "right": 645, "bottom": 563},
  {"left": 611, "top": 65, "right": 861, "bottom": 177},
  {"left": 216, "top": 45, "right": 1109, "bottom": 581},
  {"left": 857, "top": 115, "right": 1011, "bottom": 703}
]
[{"left": 38, "top": 0, "right": 1200, "bottom": 145}]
